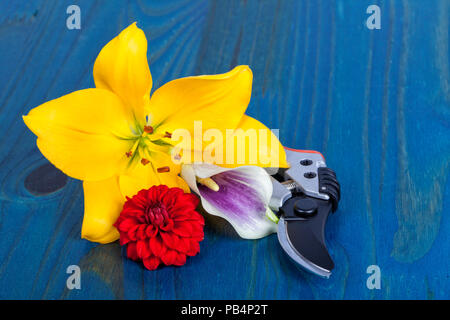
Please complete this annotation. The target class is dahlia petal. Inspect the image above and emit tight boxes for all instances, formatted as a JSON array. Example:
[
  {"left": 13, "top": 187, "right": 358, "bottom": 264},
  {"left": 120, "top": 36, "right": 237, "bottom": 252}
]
[
  {"left": 173, "top": 253, "right": 187, "bottom": 266},
  {"left": 171, "top": 212, "right": 192, "bottom": 221},
  {"left": 194, "top": 213, "right": 206, "bottom": 226},
  {"left": 118, "top": 218, "right": 138, "bottom": 232},
  {"left": 170, "top": 196, "right": 198, "bottom": 212},
  {"left": 162, "top": 188, "right": 184, "bottom": 204},
  {"left": 145, "top": 225, "right": 158, "bottom": 238},
  {"left": 119, "top": 233, "right": 131, "bottom": 246},
  {"left": 136, "top": 224, "right": 147, "bottom": 240},
  {"left": 148, "top": 185, "right": 169, "bottom": 202},
  {"left": 161, "top": 249, "right": 178, "bottom": 265},
  {"left": 122, "top": 199, "right": 143, "bottom": 210},
  {"left": 127, "top": 242, "right": 139, "bottom": 261},
  {"left": 178, "top": 193, "right": 200, "bottom": 209},
  {"left": 149, "top": 236, "right": 166, "bottom": 257},
  {"left": 122, "top": 200, "right": 143, "bottom": 212},
  {"left": 190, "top": 223, "right": 204, "bottom": 238},
  {"left": 172, "top": 211, "right": 205, "bottom": 225},
  {"left": 160, "top": 219, "right": 174, "bottom": 232},
  {"left": 136, "top": 240, "right": 151, "bottom": 259},
  {"left": 181, "top": 163, "right": 277, "bottom": 239},
  {"left": 160, "top": 232, "right": 179, "bottom": 250},
  {"left": 130, "top": 191, "right": 149, "bottom": 208},
  {"left": 176, "top": 237, "right": 190, "bottom": 253},
  {"left": 185, "top": 193, "right": 200, "bottom": 207},
  {"left": 128, "top": 224, "right": 140, "bottom": 241},
  {"left": 172, "top": 221, "right": 193, "bottom": 237},
  {"left": 143, "top": 256, "right": 161, "bottom": 270},
  {"left": 187, "top": 240, "right": 200, "bottom": 257}
]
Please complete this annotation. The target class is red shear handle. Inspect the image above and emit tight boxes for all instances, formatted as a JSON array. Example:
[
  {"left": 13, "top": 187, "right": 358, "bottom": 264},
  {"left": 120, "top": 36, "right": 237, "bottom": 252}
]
[{"left": 283, "top": 146, "right": 325, "bottom": 161}]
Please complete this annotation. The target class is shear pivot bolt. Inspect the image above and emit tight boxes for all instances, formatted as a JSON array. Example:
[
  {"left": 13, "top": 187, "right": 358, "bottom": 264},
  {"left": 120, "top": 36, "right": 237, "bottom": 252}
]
[{"left": 294, "top": 198, "right": 318, "bottom": 217}]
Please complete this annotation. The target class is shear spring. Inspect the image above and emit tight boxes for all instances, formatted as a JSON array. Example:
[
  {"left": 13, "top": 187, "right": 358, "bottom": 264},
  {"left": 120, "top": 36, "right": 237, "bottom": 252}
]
[{"left": 281, "top": 180, "right": 299, "bottom": 191}]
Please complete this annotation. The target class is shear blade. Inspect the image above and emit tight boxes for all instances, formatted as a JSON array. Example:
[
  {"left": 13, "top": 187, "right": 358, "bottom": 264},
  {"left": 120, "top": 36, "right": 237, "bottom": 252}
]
[{"left": 277, "top": 217, "right": 334, "bottom": 278}]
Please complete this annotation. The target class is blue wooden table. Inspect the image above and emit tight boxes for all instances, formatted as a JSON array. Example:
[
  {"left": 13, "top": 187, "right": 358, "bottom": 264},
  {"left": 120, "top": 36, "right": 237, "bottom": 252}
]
[{"left": 0, "top": 0, "right": 448, "bottom": 300}]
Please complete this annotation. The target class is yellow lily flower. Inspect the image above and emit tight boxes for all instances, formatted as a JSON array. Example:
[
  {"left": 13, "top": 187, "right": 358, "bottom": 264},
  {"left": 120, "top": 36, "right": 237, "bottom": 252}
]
[{"left": 23, "top": 23, "right": 287, "bottom": 244}]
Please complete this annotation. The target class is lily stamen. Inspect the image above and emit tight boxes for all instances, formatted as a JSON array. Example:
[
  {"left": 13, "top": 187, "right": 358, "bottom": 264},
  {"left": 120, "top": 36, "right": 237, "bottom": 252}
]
[
  {"left": 143, "top": 125, "right": 154, "bottom": 134},
  {"left": 157, "top": 166, "right": 170, "bottom": 173},
  {"left": 126, "top": 139, "right": 140, "bottom": 158},
  {"left": 196, "top": 177, "right": 219, "bottom": 192},
  {"left": 164, "top": 131, "right": 172, "bottom": 138},
  {"left": 141, "top": 158, "right": 150, "bottom": 165}
]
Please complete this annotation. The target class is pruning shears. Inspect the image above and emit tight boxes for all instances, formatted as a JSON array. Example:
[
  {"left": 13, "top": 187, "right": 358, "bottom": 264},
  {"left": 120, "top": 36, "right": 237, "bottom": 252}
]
[{"left": 269, "top": 147, "right": 341, "bottom": 278}]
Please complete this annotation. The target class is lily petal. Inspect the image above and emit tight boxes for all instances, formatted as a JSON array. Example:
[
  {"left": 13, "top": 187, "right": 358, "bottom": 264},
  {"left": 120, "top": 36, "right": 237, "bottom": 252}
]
[
  {"left": 119, "top": 152, "right": 189, "bottom": 198},
  {"left": 81, "top": 176, "right": 123, "bottom": 244},
  {"left": 23, "top": 88, "right": 134, "bottom": 181},
  {"left": 222, "top": 115, "right": 288, "bottom": 168},
  {"left": 94, "top": 22, "right": 152, "bottom": 125},
  {"left": 149, "top": 66, "right": 252, "bottom": 137},
  {"left": 181, "top": 163, "right": 276, "bottom": 239}
]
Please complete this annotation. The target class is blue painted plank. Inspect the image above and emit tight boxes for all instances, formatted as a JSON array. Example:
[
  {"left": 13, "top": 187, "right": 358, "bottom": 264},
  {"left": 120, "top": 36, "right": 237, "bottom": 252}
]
[{"left": 0, "top": 0, "right": 448, "bottom": 299}]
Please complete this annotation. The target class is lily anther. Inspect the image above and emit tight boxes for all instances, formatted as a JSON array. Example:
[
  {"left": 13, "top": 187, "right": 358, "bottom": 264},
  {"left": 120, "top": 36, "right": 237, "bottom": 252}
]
[{"left": 124, "top": 124, "right": 174, "bottom": 169}]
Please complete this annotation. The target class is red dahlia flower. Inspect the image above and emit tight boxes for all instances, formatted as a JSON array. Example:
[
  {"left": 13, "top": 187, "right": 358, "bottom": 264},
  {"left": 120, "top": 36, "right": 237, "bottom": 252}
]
[{"left": 114, "top": 185, "right": 204, "bottom": 270}]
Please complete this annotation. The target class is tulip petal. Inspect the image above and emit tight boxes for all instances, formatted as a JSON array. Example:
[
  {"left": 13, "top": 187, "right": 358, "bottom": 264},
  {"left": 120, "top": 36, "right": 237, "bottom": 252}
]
[
  {"left": 181, "top": 163, "right": 276, "bottom": 239},
  {"left": 23, "top": 88, "right": 135, "bottom": 181},
  {"left": 81, "top": 176, "right": 123, "bottom": 244},
  {"left": 149, "top": 66, "right": 252, "bottom": 138},
  {"left": 94, "top": 22, "right": 152, "bottom": 125}
]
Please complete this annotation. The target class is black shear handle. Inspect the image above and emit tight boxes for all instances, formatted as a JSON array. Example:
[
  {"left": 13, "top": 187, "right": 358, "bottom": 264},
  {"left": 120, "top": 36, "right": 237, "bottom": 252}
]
[
  {"left": 318, "top": 167, "right": 340, "bottom": 212},
  {"left": 280, "top": 195, "right": 335, "bottom": 272}
]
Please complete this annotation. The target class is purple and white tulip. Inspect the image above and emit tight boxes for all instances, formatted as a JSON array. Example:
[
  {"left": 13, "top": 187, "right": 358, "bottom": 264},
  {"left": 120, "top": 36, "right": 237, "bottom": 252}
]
[{"left": 181, "top": 163, "right": 278, "bottom": 239}]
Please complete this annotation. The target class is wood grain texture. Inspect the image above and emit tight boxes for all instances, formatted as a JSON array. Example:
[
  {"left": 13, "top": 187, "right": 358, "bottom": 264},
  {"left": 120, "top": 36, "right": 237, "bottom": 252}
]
[{"left": 0, "top": 0, "right": 448, "bottom": 299}]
